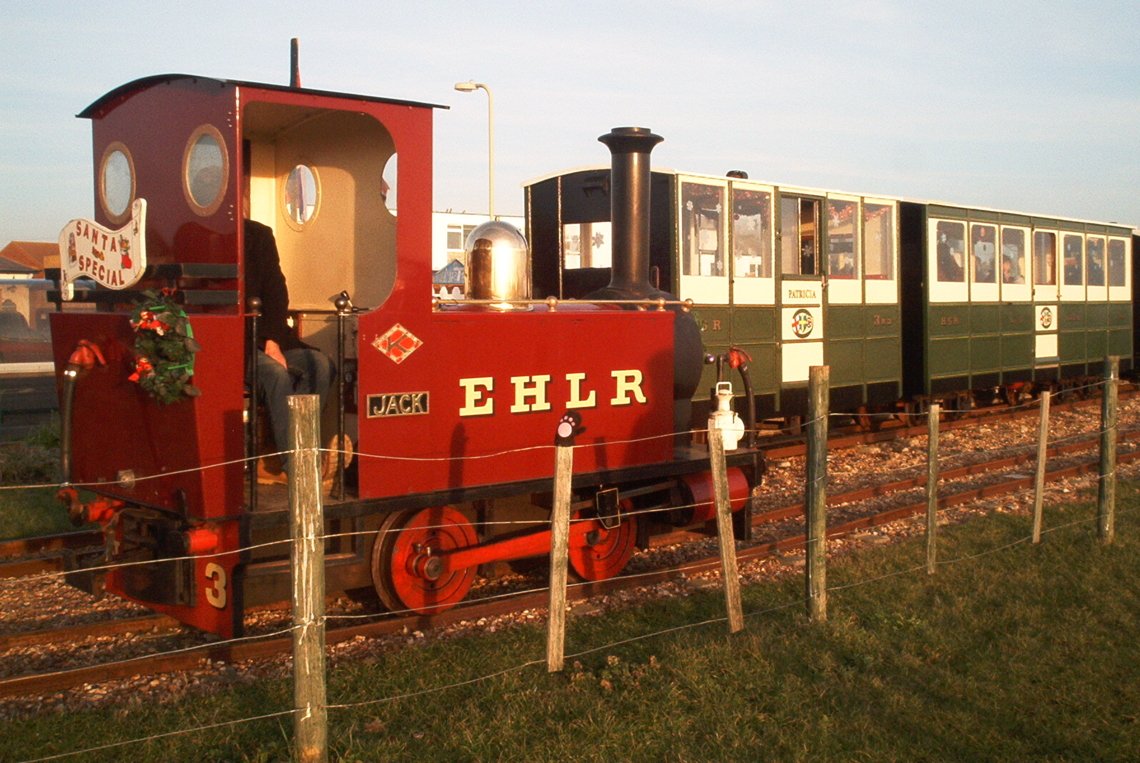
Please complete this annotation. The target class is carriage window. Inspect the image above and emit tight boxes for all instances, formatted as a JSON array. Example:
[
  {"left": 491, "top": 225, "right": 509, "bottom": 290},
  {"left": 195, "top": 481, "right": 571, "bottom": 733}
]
[
  {"left": 732, "top": 188, "right": 771, "bottom": 279},
  {"left": 681, "top": 182, "right": 725, "bottom": 276},
  {"left": 99, "top": 143, "right": 135, "bottom": 221},
  {"left": 935, "top": 221, "right": 965, "bottom": 282},
  {"left": 970, "top": 224, "right": 997, "bottom": 283},
  {"left": 183, "top": 125, "right": 228, "bottom": 216},
  {"left": 284, "top": 164, "right": 318, "bottom": 225},
  {"left": 827, "top": 199, "right": 857, "bottom": 278},
  {"left": 562, "top": 222, "right": 612, "bottom": 268},
  {"left": 863, "top": 202, "right": 893, "bottom": 280},
  {"left": 1086, "top": 236, "right": 1105, "bottom": 286},
  {"left": 1033, "top": 231, "right": 1056, "bottom": 285},
  {"left": 1062, "top": 234, "right": 1083, "bottom": 285},
  {"left": 1001, "top": 228, "right": 1026, "bottom": 284},
  {"left": 1108, "top": 239, "right": 1126, "bottom": 286},
  {"left": 780, "top": 196, "right": 820, "bottom": 276}
]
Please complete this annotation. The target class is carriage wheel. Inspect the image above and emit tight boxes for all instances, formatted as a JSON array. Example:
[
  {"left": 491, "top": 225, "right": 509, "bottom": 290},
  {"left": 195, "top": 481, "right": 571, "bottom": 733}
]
[
  {"left": 371, "top": 506, "right": 478, "bottom": 615},
  {"left": 898, "top": 400, "right": 926, "bottom": 428},
  {"left": 940, "top": 399, "right": 964, "bottom": 422},
  {"left": 1001, "top": 385, "right": 1018, "bottom": 407},
  {"left": 1002, "top": 383, "right": 1031, "bottom": 408},
  {"left": 855, "top": 405, "right": 882, "bottom": 433},
  {"left": 568, "top": 511, "right": 639, "bottom": 582}
]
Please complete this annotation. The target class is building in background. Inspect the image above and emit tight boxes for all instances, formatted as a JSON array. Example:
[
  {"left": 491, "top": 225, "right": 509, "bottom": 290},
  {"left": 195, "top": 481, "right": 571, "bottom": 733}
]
[
  {"left": 0, "top": 241, "right": 55, "bottom": 362},
  {"left": 431, "top": 211, "right": 523, "bottom": 298}
]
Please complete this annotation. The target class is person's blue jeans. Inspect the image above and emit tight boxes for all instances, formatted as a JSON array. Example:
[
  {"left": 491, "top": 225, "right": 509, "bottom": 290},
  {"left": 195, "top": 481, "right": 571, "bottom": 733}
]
[{"left": 256, "top": 348, "right": 334, "bottom": 471}]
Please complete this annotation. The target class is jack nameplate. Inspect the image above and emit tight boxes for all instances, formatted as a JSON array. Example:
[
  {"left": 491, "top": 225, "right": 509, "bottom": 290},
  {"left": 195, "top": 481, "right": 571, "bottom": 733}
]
[{"left": 367, "top": 391, "right": 429, "bottom": 418}]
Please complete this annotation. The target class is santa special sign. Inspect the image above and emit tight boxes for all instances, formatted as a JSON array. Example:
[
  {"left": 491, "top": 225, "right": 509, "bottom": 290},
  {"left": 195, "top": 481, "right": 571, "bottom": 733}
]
[{"left": 58, "top": 198, "right": 147, "bottom": 300}]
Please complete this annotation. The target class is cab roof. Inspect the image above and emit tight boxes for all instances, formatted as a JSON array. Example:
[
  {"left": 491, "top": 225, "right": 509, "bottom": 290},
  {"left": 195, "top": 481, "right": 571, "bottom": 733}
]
[{"left": 78, "top": 73, "right": 447, "bottom": 119}]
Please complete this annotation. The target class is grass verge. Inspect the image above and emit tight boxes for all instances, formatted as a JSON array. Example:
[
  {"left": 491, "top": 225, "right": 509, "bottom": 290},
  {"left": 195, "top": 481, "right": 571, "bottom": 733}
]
[
  {"left": 0, "top": 424, "right": 72, "bottom": 539},
  {"left": 0, "top": 485, "right": 73, "bottom": 540}
]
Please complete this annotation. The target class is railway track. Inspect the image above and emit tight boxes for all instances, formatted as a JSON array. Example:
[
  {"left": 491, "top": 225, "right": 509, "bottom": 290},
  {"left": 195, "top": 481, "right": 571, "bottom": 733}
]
[
  {"left": 2, "top": 388, "right": 1123, "bottom": 579},
  {"left": 0, "top": 613, "right": 179, "bottom": 651},
  {"left": 0, "top": 531, "right": 103, "bottom": 578},
  {"left": 2, "top": 419, "right": 1134, "bottom": 703}
]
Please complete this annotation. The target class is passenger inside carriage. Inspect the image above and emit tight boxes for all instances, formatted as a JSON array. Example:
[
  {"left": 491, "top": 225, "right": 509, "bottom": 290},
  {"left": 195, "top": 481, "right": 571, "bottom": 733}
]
[
  {"left": 1001, "top": 255, "right": 1024, "bottom": 284},
  {"left": 974, "top": 254, "right": 995, "bottom": 283},
  {"left": 1087, "top": 241, "right": 1105, "bottom": 286},
  {"left": 830, "top": 252, "right": 855, "bottom": 277},
  {"left": 971, "top": 226, "right": 996, "bottom": 283},
  {"left": 1063, "top": 238, "right": 1083, "bottom": 284},
  {"left": 937, "top": 232, "right": 964, "bottom": 282}
]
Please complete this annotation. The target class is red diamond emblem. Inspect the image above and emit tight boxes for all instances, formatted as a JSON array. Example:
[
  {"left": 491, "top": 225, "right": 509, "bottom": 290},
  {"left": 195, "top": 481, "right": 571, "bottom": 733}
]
[{"left": 373, "top": 323, "right": 423, "bottom": 364}]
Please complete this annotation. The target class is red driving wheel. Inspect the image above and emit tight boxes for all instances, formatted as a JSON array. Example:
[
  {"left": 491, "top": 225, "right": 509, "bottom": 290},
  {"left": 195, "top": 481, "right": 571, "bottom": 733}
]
[
  {"left": 371, "top": 506, "right": 478, "bottom": 614},
  {"left": 568, "top": 508, "right": 638, "bottom": 582}
]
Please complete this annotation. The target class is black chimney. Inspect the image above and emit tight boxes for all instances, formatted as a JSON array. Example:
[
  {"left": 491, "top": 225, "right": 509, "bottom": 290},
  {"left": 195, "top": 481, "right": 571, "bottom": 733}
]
[{"left": 594, "top": 126, "right": 663, "bottom": 300}]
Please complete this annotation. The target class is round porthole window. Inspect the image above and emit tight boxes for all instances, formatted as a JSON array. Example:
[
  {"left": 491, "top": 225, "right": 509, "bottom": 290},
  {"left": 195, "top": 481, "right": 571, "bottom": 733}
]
[
  {"left": 99, "top": 143, "right": 135, "bottom": 222},
  {"left": 183, "top": 125, "right": 228, "bottom": 216},
  {"left": 284, "top": 164, "right": 318, "bottom": 226}
]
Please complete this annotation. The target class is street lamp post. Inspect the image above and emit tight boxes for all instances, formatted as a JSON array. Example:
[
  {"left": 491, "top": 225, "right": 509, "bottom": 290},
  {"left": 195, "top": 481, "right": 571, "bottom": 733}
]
[{"left": 454, "top": 80, "right": 494, "bottom": 219}]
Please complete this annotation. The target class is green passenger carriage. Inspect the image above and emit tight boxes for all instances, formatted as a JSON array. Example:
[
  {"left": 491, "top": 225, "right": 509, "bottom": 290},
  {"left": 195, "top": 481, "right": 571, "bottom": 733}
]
[
  {"left": 526, "top": 166, "right": 1133, "bottom": 424},
  {"left": 900, "top": 204, "right": 1133, "bottom": 408}
]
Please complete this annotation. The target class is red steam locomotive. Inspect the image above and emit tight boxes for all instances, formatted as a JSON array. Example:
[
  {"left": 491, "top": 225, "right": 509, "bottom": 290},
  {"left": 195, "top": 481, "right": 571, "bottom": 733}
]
[{"left": 49, "top": 73, "right": 761, "bottom": 638}]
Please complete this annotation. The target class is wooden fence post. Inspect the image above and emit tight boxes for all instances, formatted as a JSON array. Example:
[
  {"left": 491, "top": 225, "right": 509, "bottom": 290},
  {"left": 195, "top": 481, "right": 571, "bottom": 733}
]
[
  {"left": 288, "top": 394, "right": 328, "bottom": 763},
  {"left": 806, "top": 366, "right": 829, "bottom": 623},
  {"left": 708, "top": 425, "right": 744, "bottom": 633},
  {"left": 547, "top": 413, "right": 579, "bottom": 672},
  {"left": 1098, "top": 356, "right": 1118, "bottom": 545},
  {"left": 926, "top": 403, "right": 940, "bottom": 575},
  {"left": 1032, "top": 390, "right": 1050, "bottom": 544}
]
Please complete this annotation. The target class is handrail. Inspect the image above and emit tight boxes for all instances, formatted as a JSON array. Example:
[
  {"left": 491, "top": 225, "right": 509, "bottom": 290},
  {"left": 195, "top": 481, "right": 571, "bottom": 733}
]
[{"left": 434, "top": 296, "right": 695, "bottom": 312}]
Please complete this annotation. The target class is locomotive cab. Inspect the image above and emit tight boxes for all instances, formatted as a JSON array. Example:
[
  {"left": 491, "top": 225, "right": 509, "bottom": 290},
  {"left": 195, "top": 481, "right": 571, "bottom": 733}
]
[{"left": 50, "top": 75, "right": 445, "bottom": 635}]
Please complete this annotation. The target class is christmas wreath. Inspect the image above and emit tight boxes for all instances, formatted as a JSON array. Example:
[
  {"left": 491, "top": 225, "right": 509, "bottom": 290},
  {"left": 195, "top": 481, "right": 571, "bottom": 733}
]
[{"left": 128, "top": 288, "right": 201, "bottom": 404}]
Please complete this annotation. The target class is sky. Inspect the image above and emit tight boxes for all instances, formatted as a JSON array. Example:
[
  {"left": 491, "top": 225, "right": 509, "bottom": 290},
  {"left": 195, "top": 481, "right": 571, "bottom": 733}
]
[{"left": 2, "top": 0, "right": 1139, "bottom": 247}]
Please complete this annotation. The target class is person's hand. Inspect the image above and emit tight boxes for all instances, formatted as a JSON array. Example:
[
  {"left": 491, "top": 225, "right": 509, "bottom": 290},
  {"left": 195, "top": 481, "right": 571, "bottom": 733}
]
[{"left": 265, "top": 339, "right": 287, "bottom": 368}]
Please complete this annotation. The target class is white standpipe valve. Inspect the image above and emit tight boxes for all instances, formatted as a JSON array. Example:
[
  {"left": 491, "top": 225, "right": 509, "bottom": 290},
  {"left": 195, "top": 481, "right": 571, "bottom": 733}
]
[{"left": 709, "top": 381, "right": 745, "bottom": 450}]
